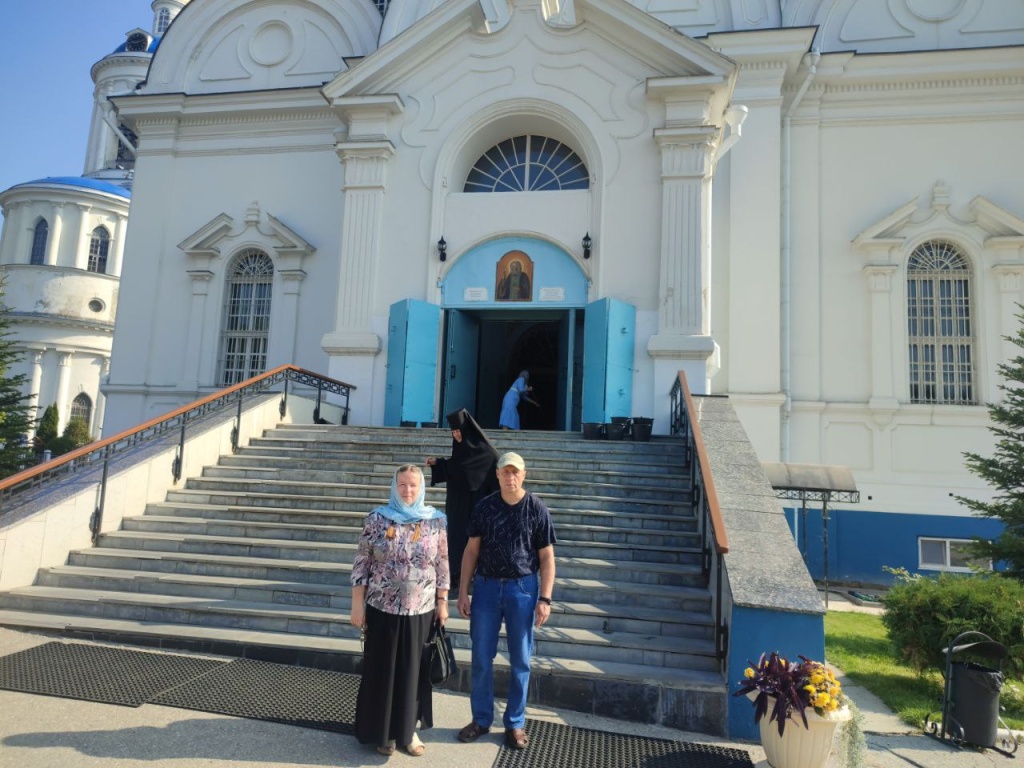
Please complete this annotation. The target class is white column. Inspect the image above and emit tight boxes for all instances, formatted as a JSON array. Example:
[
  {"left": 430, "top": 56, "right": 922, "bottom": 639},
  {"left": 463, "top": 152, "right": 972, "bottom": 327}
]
[
  {"left": 864, "top": 265, "right": 899, "bottom": 413},
  {"left": 75, "top": 205, "right": 93, "bottom": 270},
  {"left": 110, "top": 213, "right": 127, "bottom": 276},
  {"left": 93, "top": 357, "right": 111, "bottom": 439},
  {"left": 10, "top": 203, "right": 30, "bottom": 263},
  {"left": 27, "top": 349, "right": 46, "bottom": 439},
  {"left": 321, "top": 141, "right": 394, "bottom": 355},
  {"left": 45, "top": 203, "right": 64, "bottom": 266},
  {"left": 55, "top": 352, "right": 73, "bottom": 433},
  {"left": 646, "top": 128, "right": 718, "bottom": 376},
  {"left": 271, "top": 268, "right": 307, "bottom": 368},
  {"left": 182, "top": 269, "right": 215, "bottom": 390}
]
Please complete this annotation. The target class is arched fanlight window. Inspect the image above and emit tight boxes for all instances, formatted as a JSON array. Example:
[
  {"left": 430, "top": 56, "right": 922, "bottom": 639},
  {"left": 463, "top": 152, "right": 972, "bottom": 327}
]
[
  {"left": 218, "top": 249, "right": 274, "bottom": 386},
  {"left": 88, "top": 227, "right": 111, "bottom": 273},
  {"left": 156, "top": 8, "right": 171, "bottom": 35},
  {"left": 70, "top": 393, "right": 92, "bottom": 427},
  {"left": 907, "top": 240, "right": 976, "bottom": 405},
  {"left": 30, "top": 219, "right": 48, "bottom": 265},
  {"left": 464, "top": 135, "right": 589, "bottom": 193}
]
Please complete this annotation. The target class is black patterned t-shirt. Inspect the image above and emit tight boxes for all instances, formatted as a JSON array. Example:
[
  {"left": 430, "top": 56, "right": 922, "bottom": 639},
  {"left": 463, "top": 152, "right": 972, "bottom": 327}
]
[{"left": 467, "top": 491, "right": 556, "bottom": 578}]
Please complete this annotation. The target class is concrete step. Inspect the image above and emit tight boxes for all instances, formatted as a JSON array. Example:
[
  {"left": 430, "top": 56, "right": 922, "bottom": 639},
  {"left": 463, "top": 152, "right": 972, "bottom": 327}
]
[{"left": 0, "top": 585, "right": 717, "bottom": 671}]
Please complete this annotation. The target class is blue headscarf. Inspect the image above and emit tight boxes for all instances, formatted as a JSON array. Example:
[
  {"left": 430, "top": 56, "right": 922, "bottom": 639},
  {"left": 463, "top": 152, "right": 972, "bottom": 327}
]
[{"left": 374, "top": 466, "right": 445, "bottom": 525}]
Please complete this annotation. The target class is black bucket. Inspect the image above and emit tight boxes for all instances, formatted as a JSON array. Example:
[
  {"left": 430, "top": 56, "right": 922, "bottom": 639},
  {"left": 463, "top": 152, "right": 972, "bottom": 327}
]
[
  {"left": 631, "top": 417, "right": 653, "bottom": 442},
  {"left": 582, "top": 422, "right": 604, "bottom": 440},
  {"left": 605, "top": 422, "right": 626, "bottom": 440}
]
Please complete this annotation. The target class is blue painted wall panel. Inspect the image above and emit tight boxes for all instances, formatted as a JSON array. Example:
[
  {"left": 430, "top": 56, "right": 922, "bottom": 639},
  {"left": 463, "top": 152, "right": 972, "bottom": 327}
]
[{"left": 784, "top": 507, "right": 1005, "bottom": 585}]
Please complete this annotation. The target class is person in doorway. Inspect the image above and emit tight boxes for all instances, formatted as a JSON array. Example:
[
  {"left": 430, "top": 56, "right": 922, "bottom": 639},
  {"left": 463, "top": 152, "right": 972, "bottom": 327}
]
[
  {"left": 498, "top": 370, "right": 538, "bottom": 430},
  {"left": 426, "top": 408, "right": 499, "bottom": 593},
  {"left": 456, "top": 452, "right": 556, "bottom": 751},
  {"left": 350, "top": 465, "right": 449, "bottom": 758}
]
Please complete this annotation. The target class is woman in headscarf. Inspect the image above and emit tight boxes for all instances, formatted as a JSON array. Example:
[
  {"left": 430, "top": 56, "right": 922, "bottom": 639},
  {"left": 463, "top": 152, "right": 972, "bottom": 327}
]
[
  {"left": 498, "top": 370, "right": 538, "bottom": 430},
  {"left": 350, "top": 465, "right": 449, "bottom": 757},
  {"left": 427, "top": 409, "right": 499, "bottom": 589}
]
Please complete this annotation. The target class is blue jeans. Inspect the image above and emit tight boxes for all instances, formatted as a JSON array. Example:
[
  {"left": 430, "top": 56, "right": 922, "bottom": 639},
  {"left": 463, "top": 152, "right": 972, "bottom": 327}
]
[{"left": 469, "top": 572, "right": 538, "bottom": 729}]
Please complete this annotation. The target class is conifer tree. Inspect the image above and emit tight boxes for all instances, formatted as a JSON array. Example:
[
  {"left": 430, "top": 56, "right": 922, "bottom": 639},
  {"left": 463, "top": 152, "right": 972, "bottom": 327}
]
[
  {"left": 0, "top": 282, "right": 34, "bottom": 478},
  {"left": 959, "top": 308, "right": 1024, "bottom": 581},
  {"left": 35, "top": 404, "right": 59, "bottom": 452}
]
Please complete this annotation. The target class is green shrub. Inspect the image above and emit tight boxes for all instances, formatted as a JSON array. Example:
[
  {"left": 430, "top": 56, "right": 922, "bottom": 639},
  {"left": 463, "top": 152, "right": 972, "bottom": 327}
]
[{"left": 882, "top": 571, "right": 1024, "bottom": 675}]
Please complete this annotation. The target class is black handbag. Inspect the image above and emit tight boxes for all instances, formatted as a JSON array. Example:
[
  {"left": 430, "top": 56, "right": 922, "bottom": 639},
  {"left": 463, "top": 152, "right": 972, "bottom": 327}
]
[{"left": 424, "top": 619, "right": 457, "bottom": 686}]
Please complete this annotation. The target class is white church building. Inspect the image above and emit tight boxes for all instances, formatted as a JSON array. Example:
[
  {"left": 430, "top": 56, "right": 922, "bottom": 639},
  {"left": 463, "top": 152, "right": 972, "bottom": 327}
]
[{"left": 20, "top": 0, "right": 1024, "bottom": 585}]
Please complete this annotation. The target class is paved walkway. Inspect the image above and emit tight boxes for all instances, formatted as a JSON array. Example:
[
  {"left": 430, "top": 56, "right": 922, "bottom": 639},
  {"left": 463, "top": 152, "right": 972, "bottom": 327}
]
[{"left": 0, "top": 598, "right": 1016, "bottom": 768}]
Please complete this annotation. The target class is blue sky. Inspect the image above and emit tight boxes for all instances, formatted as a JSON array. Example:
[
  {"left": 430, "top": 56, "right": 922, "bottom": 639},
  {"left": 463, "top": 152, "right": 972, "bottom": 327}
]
[{"left": 0, "top": 1, "right": 148, "bottom": 221}]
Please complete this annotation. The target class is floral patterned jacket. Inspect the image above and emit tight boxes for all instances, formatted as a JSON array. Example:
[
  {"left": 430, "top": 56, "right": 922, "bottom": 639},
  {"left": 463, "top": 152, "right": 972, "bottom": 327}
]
[{"left": 351, "top": 510, "right": 450, "bottom": 616}]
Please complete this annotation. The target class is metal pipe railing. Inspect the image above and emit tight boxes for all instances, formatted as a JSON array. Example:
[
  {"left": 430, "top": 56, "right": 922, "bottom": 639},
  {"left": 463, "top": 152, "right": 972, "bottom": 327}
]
[
  {"left": 0, "top": 365, "right": 355, "bottom": 529},
  {"left": 669, "top": 371, "right": 730, "bottom": 667}
]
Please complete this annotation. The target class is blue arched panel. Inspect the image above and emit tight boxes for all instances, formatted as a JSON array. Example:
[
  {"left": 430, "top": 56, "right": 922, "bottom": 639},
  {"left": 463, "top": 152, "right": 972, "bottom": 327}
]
[{"left": 441, "top": 237, "right": 588, "bottom": 309}]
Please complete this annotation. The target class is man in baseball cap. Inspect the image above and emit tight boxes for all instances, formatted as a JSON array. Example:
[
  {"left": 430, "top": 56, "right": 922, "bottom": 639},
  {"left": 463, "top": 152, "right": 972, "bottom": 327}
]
[{"left": 456, "top": 449, "right": 556, "bottom": 751}]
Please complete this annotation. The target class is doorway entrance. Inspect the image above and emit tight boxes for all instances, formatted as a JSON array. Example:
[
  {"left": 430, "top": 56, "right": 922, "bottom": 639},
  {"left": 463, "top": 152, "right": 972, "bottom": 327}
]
[{"left": 440, "top": 309, "right": 583, "bottom": 431}]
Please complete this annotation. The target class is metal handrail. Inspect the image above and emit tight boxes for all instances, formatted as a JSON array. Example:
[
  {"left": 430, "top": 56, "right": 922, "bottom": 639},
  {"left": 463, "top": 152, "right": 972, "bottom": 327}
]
[
  {"left": 0, "top": 365, "right": 355, "bottom": 526},
  {"left": 669, "top": 371, "right": 729, "bottom": 665}
]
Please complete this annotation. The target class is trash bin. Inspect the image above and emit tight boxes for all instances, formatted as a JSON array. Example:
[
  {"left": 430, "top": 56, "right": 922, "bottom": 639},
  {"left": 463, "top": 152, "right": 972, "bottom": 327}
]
[
  {"left": 605, "top": 422, "right": 626, "bottom": 440},
  {"left": 949, "top": 661, "right": 1003, "bottom": 747},
  {"left": 631, "top": 417, "right": 653, "bottom": 441},
  {"left": 610, "top": 416, "right": 631, "bottom": 438},
  {"left": 582, "top": 422, "right": 604, "bottom": 440}
]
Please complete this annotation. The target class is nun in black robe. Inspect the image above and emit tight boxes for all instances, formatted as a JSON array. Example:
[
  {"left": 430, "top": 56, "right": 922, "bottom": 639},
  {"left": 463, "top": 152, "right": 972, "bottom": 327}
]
[{"left": 426, "top": 409, "right": 499, "bottom": 588}]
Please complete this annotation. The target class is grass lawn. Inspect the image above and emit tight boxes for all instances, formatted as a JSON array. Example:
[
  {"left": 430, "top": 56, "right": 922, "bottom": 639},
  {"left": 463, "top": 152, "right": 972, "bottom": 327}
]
[{"left": 824, "top": 611, "right": 1024, "bottom": 730}]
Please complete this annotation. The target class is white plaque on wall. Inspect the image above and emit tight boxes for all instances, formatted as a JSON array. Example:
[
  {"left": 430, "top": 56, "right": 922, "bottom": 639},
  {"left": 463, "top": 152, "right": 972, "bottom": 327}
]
[
  {"left": 464, "top": 287, "right": 488, "bottom": 302},
  {"left": 539, "top": 287, "right": 565, "bottom": 302}
]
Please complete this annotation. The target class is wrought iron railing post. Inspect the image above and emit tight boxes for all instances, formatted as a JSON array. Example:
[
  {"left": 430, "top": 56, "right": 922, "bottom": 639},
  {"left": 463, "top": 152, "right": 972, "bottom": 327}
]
[
  {"left": 314, "top": 383, "right": 323, "bottom": 423},
  {"left": 279, "top": 376, "right": 289, "bottom": 419},
  {"left": 90, "top": 447, "right": 110, "bottom": 545},
  {"left": 231, "top": 388, "right": 243, "bottom": 452},
  {"left": 172, "top": 412, "right": 187, "bottom": 482}
]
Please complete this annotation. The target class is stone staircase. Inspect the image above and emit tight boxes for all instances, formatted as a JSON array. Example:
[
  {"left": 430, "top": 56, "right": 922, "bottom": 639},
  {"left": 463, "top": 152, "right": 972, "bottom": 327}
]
[{"left": 0, "top": 424, "right": 728, "bottom": 731}]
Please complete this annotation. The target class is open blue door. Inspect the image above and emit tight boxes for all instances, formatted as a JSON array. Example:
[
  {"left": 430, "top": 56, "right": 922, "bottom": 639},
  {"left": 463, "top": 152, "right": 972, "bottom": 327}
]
[
  {"left": 384, "top": 299, "right": 441, "bottom": 426},
  {"left": 582, "top": 298, "right": 636, "bottom": 423},
  {"left": 442, "top": 309, "right": 480, "bottom": 417}
]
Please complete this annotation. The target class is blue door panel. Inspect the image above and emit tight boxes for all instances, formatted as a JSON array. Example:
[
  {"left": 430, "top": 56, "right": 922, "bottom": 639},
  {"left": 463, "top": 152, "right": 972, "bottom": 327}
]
[
  {"left": 582, "top": 298, "right": 635, "bottom": 423},
  {"left": 443, "top": 309, "right": 480, "bottom": 417},
  {"left": 385, "top": 300, "right": 441, "bottom": 425}
]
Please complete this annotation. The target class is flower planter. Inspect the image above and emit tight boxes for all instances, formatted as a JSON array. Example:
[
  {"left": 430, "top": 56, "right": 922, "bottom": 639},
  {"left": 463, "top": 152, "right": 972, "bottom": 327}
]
[{"left": 758, "top": 705, "right": 849, "bottom": 768}]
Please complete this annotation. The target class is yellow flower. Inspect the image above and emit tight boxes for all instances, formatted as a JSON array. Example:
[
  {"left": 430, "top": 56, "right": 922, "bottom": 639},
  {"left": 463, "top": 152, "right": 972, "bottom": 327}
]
[
  {"left": 744, "top": 668, "right": 755, "bottom": 679},
  {"left": 813, "top": 693, "right": 831, "bottom": 708},
  {"left": 810, "top": 672, "right": 825, "bottom": 685}
]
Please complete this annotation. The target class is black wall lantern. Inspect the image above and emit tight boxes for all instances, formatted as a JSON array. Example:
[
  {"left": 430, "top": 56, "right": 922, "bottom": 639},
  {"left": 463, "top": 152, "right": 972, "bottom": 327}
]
[
  {"left": 582, "top": 232, "right": 592, "bottom": 260},
  {"left": 437, "top": 237, "right": 447, "bottom": 262}
]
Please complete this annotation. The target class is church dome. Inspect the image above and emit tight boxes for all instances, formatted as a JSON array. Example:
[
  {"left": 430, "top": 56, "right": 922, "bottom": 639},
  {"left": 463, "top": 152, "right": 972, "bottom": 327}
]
[{"left": 9, "top": 177, "right": 132, "bottom": 199}]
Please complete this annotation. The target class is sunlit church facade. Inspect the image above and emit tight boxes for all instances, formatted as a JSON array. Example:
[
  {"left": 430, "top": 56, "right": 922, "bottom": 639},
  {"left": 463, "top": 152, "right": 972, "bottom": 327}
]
[{"left": 7, "top": 0, "right": 1024, "bottom": 584}]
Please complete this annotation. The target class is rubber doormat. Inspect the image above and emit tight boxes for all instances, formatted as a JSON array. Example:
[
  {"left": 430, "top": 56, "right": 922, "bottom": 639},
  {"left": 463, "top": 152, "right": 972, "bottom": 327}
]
[
  {"left": 152, "top": 658, "right": 358, "bottom": 734},
  {"left": 0, "top": 641, "right": 225, "bottom": 706},
  {"left": 492, "top": 719, "right": 754, "bottom": 768}
]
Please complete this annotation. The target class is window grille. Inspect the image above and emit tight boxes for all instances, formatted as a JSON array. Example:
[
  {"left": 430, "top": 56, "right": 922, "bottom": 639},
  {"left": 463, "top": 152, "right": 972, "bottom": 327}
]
[
  {"left": 465, "top": 135, "right": 589, "bottom": 193},
  {"left": 70, "top": 393, "right": 92, "bottom": 427},
  {"left": 30, "top": 219, "right": 48, "bottom": 265},
  {"left": 156, "top": 8, "right": 171, "bottom": 35},
  {"left": 907, "top": 241, "right": 975, "bottom": 405},
  {"left": 88, "top": 227, "right": 110, "bottom": 273},
  {"left": 218, "top": 249, "right": 273, "bottom": 386}
]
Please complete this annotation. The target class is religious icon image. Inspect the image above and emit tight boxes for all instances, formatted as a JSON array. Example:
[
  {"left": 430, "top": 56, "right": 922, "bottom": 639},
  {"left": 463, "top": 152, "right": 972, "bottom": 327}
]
[{"left": 495, "top": 250, "right": 534, "bottom": 302}]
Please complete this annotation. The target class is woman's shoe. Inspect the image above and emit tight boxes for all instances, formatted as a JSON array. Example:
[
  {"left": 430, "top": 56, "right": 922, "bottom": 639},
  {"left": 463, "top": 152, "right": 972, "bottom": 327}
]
[
  {"left": 376, "top": 740, "right": 396, "bottom": 756},
  {"left": 403, "top": 733, "right": 425, "bottom": 757}
]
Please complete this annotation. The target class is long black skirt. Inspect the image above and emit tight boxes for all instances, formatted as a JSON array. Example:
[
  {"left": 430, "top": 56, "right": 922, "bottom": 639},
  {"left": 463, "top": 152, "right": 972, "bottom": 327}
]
[{"left": 354, "top": 605, "right": 435, "bottom": 748}]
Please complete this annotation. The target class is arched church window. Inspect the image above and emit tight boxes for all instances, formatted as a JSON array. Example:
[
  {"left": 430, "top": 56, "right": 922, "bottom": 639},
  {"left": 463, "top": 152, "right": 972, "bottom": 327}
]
[
  {"left": 465, "top": 135, "right": 589, "bottom": 193},
  {"left": 126, "top": 32, "right": 148, "bottom": 52},
  {"left": 70, "top": 393, "right": 92, "bottom": 427},
  {"left": 30, "top": 219, "right": 48, "bottom": 265},
  {"left": 88, "top": 227, "right": 110, "bottom": 273},
  {"left": 218, "top": 249, "right": 274, "bottom": 386},
  {"left": 156, "top": 8, "right": 171, "bottom": 35},
  {"left": 907, "top": 240, "right": 975, "bottom": 405}
]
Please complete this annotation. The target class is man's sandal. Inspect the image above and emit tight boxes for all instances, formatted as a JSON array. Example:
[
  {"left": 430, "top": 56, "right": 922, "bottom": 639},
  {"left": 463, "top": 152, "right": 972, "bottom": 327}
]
[
  {"left": 505, "top": 728, "right": 529, "bottom": 750},
  {"left": 403, "top": 733, "right": 425, "bottom": 757},
  {"left": 457, "top": 722, "right": 490, "bottom": 743}
]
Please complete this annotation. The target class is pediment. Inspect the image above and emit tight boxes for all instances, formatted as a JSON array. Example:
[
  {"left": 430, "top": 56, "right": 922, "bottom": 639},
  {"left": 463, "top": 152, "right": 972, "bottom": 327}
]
[
  {"left": 325, "top": 0, "right": 735, "bottom": 102},
  {"left": 144, "top": 0, "right": 383, "bottom": 96},
  {"left": 178, "top": 204, "right": 316, "bottom": 267},
  {"left": 853, "top": 182, "right": 1024, "bottom": 259}
]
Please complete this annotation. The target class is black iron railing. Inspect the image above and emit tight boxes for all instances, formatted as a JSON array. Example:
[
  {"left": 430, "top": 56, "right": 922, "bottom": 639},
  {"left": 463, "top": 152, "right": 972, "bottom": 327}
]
[
  {"left": 0, "top": 365, "right": 355, "bottom": 541},
  {"left": 670, "top": 372, "right": 730, "bottom": 669}
]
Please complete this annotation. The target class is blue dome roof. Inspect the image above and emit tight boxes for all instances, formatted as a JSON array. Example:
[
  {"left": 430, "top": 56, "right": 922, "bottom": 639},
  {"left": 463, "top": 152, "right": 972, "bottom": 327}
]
[
  {"left": 11, "top": 177, "right": 131, "bottom": 199},
  {"left": 110, "top": 34, "right": 159, "bottom": 55}
]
